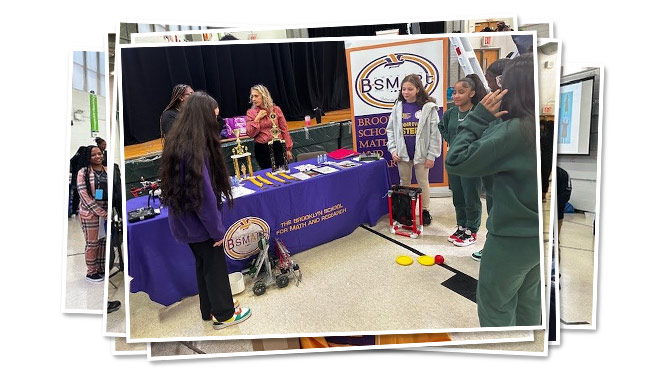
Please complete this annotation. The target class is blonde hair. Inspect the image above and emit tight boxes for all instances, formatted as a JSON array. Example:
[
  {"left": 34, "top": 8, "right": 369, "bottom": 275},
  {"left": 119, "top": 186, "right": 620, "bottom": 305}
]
[{"left": 249, "top": 84, "right": 275, "bottom": 112}]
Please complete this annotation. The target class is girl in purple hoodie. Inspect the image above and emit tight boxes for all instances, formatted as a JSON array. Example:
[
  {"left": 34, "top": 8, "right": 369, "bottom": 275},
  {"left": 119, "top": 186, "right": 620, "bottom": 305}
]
[{"left": 159, "top": 92, "right": 251, "bottom": 330}]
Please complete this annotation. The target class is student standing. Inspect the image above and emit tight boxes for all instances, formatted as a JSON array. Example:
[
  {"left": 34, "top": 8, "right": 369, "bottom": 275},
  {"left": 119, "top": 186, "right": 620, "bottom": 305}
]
[
  {"left": 245, "top": 84, "right": 294, "bottom": 170},
  {"left": 472, "top": 59, "right": 510, "bottom": 261},
  {"left": 160, "top": 84, "right": 193, "bottom": 139},
  {"left": 76, "top": 145, "right": 108, "bottom": 282},
  {"left": 386, "top": 74, "right": 442, "bottom": 225},
  {"left": 446, "top": 55, "right": 541, "bottom": 327},
  {"left": 439, "top": 74, "right": 487, "bottom": 246},
  {"left": 159, "top": 92, "right": 251, "bottom": 330}
]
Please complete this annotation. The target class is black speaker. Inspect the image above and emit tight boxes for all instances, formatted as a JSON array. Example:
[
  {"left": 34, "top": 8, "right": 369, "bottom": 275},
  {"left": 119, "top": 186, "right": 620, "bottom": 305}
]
[{"left": 314, "top": 107, "right": 322, "bottom": 124}]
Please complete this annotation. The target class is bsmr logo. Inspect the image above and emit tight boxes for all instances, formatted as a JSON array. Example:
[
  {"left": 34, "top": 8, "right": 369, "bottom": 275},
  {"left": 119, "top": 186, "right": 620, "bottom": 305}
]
[
  {"left": 223, "top": 217, "right": 270, "bottom": 260},
  {"left": 355, "top": 53, "right": 439, "bottom": 110}
]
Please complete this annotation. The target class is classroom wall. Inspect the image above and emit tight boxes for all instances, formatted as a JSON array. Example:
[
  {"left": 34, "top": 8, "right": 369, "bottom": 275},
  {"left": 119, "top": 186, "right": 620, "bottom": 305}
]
[
  {"left": 538, "top": 42, "right": 559, "bottom": 110},
  {"left": 446, "top": 35, "right": 517, "bottom": 87},
  {"left": 519, "top": 23, "right": 550, "bottom": 38},
  {"left": 70, "top": 89, "right": 107, "bottom": 158},
  {"left": 465, "top": 18, "right": 514, "bottom": 33},
  {"left": 556, "top": 67, "right": 601, "bottom": 213},
  {"left": 468, "top": 34, "right": 518, "bottom": 59}
]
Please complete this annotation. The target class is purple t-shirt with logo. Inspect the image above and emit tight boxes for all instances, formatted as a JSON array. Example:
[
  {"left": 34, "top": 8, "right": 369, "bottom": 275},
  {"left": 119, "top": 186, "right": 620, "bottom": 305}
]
[{"left": 401, "top": 101, "right": 422, "bottom": 160}]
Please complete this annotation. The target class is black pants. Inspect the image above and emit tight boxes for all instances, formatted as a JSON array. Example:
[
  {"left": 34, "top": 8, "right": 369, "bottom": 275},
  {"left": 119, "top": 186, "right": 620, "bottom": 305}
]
[
  {"left": 254, "top": 141, "right": 286, "bottom": 171},
  {"left": 188, "top": 239, "right": 235, "bottom": 321}
]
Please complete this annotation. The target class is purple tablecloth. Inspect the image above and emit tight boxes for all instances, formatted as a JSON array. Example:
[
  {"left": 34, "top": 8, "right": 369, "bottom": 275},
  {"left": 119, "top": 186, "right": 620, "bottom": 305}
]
[{"left": 127, "top": 159, "right": 390, "bottom": 306}]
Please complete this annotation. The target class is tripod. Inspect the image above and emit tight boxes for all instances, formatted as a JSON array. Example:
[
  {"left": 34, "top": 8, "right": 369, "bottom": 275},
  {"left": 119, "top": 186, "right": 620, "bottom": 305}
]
[{"left": 108, "top": 206, "right": 124, "bottom": 289}]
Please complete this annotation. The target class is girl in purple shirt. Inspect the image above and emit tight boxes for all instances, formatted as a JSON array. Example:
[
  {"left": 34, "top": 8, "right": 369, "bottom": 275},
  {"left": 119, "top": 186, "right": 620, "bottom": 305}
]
[{"left": 159, "top": 92, "right": 251, "bottom": 330}]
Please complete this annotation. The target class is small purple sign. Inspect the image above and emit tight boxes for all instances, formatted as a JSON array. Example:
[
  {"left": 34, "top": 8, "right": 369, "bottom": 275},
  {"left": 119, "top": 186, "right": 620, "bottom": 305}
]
[{"left": 224, "top": 116, "right": 248, "bottom": 137}]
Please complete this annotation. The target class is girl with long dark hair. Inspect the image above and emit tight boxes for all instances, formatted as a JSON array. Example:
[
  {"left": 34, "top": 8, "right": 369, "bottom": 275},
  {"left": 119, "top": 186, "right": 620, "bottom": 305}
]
[
  {"left": 445, "top": 54, "right": 540, "bottom": 327},
  {"left": 471, "top": 58, "right": 510, "bottom": 261},
  {"left": 386, "top": 74, "right": 442, "bottom": 226},
  {"left": 159, "top": 91, "right": 251, "bottom": 330},
  {"left": 76, "top": 145, "right": 108, "bottom": 282},
  {"left": 438, "top": 74, "right": 488, "bottom": 247}
]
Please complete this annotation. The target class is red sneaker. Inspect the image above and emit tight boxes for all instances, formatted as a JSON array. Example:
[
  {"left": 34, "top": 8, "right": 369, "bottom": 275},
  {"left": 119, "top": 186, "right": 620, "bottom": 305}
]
[
  {"left": 454, "top": 229, "right": 477, "bottom": 247},
  {"left": 448, "top": 226, "right": 465, "bottom": 243}
]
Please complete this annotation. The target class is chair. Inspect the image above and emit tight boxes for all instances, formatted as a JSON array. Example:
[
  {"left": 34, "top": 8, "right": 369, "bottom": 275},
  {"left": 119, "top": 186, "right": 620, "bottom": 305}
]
[{"left": 296, "top": 151, "right": 327, "bottom": 162}]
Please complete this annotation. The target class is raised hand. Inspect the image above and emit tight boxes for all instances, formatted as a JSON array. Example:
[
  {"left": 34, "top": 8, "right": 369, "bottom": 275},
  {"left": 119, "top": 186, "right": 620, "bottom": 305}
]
[{"left": 480, "top": 89, "right": 509, "bottom": 118}]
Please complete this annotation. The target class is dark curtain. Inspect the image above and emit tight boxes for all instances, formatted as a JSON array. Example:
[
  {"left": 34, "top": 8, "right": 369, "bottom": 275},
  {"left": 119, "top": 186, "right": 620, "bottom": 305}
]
[
  {"left": 307, "top": 23, "right": 408, "bottom": 38},
  {"left": 418, "top": 22, "right": 447, "bottom": 34},
  {"left": 121, "top": 41, "right": 349, "bottom": 145}
]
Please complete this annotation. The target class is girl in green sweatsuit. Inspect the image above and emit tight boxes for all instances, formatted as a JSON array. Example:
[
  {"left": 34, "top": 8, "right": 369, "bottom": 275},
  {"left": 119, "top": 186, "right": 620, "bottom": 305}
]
[
  {"left": 439, "top": 74, "right": 487, "bottom": 247},
  {"left": 445, "top": 55, "right": 541, "bottom": 327}
]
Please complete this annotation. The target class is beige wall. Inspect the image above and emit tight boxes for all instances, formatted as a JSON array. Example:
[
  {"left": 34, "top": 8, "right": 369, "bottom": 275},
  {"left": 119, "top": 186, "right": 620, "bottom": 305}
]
[
  {"left": 468, "top": 34, "right": 518, "bottom": 59},
  {"left": 70, "top": 89, "right": 107, "bottom": 157},
  {"left": 538, "top": 42, "right": 559, "bottom": 111},
  {"left": 465, "top": 18, "right": 514, "bottom": 33}
]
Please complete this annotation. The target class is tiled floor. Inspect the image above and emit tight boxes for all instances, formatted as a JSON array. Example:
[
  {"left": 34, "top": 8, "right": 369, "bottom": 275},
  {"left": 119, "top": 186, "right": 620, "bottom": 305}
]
[
  {"left": 559, "top": 212, "right": 595, "bottom": 326},
  {"left": 148, "top": 329, "right": 534, "bottom": 358},
  {"left": 114, "top": 338, "right": 147, "bottom": 352},
  {"left": 150, "top": 340, "right": 255, "bottom": 357},
  {"left": 428, "top": 329, "right": 546, "bottom": 353},
  {"left": 106, "top": 262, "right": 126, "bottom": 334},
  {"left": 64, "top": 215, "right": 104, "bottom": 312},
  {"left": 128, "top": 196, "right": 545, "bottom": 341}
]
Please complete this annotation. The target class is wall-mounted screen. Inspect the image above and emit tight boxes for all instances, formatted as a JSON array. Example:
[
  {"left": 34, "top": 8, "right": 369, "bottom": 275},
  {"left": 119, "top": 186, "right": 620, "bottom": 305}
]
[{"left": 558, "top": 76, "right": 594, "bottom": 154}]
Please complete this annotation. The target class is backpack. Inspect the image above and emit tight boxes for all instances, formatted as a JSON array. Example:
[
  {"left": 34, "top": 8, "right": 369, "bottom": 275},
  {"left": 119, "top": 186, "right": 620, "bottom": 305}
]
[
  {"left": 390, "top": 185, "right": 422, "bottom": 226},
  {"left": 556, "top": 167, "right": 572, "bottom": 215}
]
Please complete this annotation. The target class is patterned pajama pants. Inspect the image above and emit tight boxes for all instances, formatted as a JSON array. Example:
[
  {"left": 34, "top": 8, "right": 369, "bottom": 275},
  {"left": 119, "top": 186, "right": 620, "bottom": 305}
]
[{"left": 80, "top": 216, "right": 106, "bottom": 276}]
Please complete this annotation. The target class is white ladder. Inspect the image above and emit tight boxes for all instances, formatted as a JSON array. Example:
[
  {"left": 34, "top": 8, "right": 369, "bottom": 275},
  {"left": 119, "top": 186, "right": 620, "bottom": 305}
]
[{"left": 449, "top": 36, "right": 490, "bottom": 91}]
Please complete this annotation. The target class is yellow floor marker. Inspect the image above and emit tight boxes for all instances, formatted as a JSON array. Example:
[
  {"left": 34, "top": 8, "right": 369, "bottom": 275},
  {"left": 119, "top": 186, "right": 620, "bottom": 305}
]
[
  {"left": 396, "top": 255, "right": 413, "bottom": 266},
  {"left": 417, "top": 255, "right": 435, "bottom": 266}
]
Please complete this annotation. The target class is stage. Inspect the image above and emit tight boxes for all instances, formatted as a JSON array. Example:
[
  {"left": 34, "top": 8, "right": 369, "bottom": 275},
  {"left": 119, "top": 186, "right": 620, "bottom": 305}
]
[{"left": 124, "top": 109, "right": 352, "bottom": 160}]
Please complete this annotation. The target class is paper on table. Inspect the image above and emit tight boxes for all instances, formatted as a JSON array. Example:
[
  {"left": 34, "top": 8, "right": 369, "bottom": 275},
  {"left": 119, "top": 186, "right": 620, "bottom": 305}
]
[
  {"left": 294, "top": 164, "right": 317, "bottom": 172},
  {"left": 98, "top": 216, "right": 106, "bottom": 239},
  {"left": 291, "top": 172, "right": 312, "bottom": 180},
  {"left": 312, "top": 166, "right": 338, "bottom": 174},
  {"left": 230, "top": 186, "right": 256, "bottom": 198},
  {"left": 335, "top": 160, "right": 361, "bottom": 169}
]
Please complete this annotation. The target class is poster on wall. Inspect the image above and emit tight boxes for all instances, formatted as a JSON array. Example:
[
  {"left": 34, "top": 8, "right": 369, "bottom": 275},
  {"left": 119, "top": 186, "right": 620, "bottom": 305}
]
[
  {"left": 346, "top": 38, "right": 447, "bottom": 186},
  {"left": 557, "top": 77, "right": 594, "bottom": 154}
]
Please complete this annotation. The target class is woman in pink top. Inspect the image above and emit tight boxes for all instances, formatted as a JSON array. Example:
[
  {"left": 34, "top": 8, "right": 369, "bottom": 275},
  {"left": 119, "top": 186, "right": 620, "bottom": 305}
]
[{"left": 245, "top": 85, "right": 293, "bottom": 170}]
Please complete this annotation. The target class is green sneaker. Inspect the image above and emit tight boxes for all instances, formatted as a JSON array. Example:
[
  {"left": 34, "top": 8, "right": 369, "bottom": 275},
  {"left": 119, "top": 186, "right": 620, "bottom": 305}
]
[
  {"left": 471, "top": 249, "right": 482, "bottom": 262},
  {"left": 212, "top": 307, "right": 252, "bottom": 330}
]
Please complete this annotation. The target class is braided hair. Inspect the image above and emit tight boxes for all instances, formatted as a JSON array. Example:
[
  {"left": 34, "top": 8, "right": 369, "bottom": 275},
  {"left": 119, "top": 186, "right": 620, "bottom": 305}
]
[
  {"left": 79, "top": 145, "right": 101, "bottom": 197},
  {"left": 163, "top": 84, "right": 193, "bottom": 113}
]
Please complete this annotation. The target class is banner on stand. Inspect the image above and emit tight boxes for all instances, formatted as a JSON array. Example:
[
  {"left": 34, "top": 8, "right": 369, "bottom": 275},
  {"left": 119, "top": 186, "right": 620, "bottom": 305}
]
[
  {"left": 89, "top": 91, "right": 99, "bottom": 135},
  {"left": 346, "top": 38, "right": 448, "bottom": 186}
]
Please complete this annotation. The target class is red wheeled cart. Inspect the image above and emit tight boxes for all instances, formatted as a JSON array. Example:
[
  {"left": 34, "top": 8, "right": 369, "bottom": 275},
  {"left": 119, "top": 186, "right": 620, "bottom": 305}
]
[{"left": 387, "top": 185, "right": 423, "bottom": 238}]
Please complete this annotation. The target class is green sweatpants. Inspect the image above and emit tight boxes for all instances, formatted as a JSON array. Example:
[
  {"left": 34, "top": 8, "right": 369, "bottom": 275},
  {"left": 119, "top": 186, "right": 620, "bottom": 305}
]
[
  {"left": 477, "top": 234, "right": 541, "bottom": 327},
  {"left": 448, "top": 173, "right": 482, "bottom": 232},
  {"left": 481, "top": 175, "right": 493, "bottom": 216}
]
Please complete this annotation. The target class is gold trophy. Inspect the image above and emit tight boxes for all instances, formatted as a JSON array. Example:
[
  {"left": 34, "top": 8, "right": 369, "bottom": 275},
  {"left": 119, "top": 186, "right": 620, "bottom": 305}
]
[
  {"left": 231, "top": 129, "right": 254, "bottom": 180},
  {"left": 267, "top": 112, "right": 289, "bottom": 173}
]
